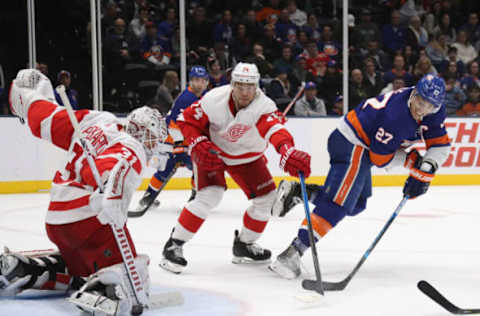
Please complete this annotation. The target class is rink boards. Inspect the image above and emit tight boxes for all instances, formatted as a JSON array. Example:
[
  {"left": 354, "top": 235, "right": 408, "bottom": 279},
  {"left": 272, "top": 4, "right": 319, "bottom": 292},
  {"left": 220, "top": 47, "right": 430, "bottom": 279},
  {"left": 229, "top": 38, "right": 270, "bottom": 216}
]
[{"left": 1, "top": 116, "right": 479, "bottom": 193}]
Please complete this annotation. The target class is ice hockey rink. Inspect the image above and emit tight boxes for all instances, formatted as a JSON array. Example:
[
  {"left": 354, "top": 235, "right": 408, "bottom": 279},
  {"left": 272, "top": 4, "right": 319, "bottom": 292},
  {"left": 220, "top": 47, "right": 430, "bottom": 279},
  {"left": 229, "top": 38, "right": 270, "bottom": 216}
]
[{"left": 0, "top": 185, "right": 479, "bottom": 316}]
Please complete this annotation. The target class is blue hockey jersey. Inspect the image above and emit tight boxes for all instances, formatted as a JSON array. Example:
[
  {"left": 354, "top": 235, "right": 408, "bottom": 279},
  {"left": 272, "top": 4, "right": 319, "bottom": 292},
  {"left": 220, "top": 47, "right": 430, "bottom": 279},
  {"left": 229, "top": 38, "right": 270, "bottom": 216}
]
[
  {"left": 166, "top": 86, "right": 207, "bottom": 143},
  {"left": 339, "top": 87, "right": 451, "bottom": 167}
]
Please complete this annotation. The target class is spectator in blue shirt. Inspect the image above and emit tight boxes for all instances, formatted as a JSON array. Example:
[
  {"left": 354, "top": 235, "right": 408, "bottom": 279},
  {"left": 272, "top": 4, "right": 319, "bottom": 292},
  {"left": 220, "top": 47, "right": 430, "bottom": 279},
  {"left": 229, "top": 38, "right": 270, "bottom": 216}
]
[
  {"left": 213, "top": 10, "right": 233, "bottom": 45},
  {"left": 54, "top": 70, "right": 79, "bottom": 110},
  {"left": 444, "top": 76, "right": 467, "bottom": 115},
  {"left": 157, "top": 7, "right": 177, "bottom": 42},
  {"left": 381, "top": 10, "right": 407, "bottom": 55}
]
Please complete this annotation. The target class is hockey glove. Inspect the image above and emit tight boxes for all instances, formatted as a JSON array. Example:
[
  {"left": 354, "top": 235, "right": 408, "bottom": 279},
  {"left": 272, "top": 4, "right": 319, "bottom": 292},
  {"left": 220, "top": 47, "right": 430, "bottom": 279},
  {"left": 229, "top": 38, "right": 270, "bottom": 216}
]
[
  {"left": 404, "top": 149, "right": 421, "bottom": 170},
  {"left": 188, "top": 136, "right": 224, "bottom": 171},
  {"left": 9, "top": 69, "right": 56, "bottom": 123},
  {"left": 403, "top": 156, "right": 437, "bottom": 199},
  {"left": 279, "top": 145, "right": 311, "bottom": 178}
]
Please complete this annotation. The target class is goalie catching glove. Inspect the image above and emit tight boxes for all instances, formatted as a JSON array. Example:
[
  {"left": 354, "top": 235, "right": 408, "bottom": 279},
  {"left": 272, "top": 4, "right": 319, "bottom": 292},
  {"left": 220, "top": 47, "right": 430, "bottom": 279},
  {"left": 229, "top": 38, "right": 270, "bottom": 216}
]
[
  {"left": 279, "top": 144, "right": 311, "bottom": 178},
  {"left": 9, "top": 69, "right": 56, "bottom": 123},
  {"left": 188, "top": 136, "right": 224, "bottom": 171},
  {"left": 403, "top": 150, "right": 437, "bottom": 199}
]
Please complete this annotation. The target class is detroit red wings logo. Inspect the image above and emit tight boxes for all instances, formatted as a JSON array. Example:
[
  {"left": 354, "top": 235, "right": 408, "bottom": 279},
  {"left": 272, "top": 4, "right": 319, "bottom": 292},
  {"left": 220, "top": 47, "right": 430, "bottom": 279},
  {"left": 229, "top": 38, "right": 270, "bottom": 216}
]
[{"left": 221, "top": 124, "right": 251, "bottom": 142}]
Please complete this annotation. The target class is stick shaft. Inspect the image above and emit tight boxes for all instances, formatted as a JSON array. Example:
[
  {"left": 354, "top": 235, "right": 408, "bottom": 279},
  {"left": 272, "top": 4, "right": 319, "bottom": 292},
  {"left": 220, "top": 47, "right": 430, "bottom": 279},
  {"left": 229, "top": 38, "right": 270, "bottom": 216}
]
[
  {"left": 299, "top": 172, "right": 324, "bottom": 295},
  {"left": 282, "top": 85, "right": 305, "bottom": 116},
  {"left": 323, "top": 196, "right": 409, "bottom": 291}
]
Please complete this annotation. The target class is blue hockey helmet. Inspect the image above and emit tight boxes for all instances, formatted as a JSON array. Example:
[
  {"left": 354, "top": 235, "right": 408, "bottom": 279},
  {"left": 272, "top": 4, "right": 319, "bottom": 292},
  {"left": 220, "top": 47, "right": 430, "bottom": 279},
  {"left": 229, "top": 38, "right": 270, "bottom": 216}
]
[
  {"left": 189, "top": 66, "right": 209, "bottom": 79},
  {"left": 415, "top": 74, "right": 446, "bottom": 110}
]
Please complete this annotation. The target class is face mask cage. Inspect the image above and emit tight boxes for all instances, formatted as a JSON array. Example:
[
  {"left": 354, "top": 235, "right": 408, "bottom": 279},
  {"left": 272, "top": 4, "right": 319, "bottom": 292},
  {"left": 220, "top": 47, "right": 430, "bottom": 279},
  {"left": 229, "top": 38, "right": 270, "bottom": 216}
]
[{"left": 126, "top": 108, "right": 168, "bottom": 155}]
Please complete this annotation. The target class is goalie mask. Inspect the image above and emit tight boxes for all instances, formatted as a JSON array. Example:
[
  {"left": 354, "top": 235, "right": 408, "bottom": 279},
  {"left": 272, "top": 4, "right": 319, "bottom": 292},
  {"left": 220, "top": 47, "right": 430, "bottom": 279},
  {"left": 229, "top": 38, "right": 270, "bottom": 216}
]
[{"left": 126, "top": 106, "right": 168, "bottom": 155}]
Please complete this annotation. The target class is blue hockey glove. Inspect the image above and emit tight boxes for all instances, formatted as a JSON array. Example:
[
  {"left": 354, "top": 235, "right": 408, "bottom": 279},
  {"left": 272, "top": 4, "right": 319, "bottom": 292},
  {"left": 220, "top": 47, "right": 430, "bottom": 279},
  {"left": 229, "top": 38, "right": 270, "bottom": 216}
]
[{"left": 403, "top": 156, "right": 437, "bottom": 199}]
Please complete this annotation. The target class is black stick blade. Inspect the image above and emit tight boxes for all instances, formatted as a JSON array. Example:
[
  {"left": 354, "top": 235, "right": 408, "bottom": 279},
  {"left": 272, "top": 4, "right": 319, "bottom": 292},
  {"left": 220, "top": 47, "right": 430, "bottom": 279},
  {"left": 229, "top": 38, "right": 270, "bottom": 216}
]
[
  {"left": 418, "top": 280, "right": 480, "bottom": 315},
  {"left": 322, "top": 280, "right": 348, "bottom": 291},
  {"left": 302, "top": 279, "right": 324, "bottom": 295}
]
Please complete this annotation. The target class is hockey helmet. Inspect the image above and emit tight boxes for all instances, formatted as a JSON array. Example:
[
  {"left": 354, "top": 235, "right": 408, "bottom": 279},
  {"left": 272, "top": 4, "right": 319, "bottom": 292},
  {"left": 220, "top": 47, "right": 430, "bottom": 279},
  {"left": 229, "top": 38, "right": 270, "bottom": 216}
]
[
  {"left": 189, "top": 66, "right": 209, "bottom": 79},
  {"left": 231, "top": 62, "right": 260, "bottom": 86},
  {"left": 126, "top": 106, "right": 168, "bottom": 154},
  {"left": 415, "top": 74, "right": 445, "bottom": 111}
]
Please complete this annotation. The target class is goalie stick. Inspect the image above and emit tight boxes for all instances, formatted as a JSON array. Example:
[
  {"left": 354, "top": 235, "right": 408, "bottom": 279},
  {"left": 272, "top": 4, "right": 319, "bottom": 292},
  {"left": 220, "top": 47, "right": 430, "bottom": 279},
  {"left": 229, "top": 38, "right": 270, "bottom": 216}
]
[
  {"left": 298, "top": 172, "right": 324, "bottom": 295},
  {"left": 56, "top": 85, "right": 182, "bottom": 313},
  {"left": 321, "top": 196, "right": 409, "bottom": 291},
  {"left": 418, "top": 280, "right": 480, "bottom": 314}
]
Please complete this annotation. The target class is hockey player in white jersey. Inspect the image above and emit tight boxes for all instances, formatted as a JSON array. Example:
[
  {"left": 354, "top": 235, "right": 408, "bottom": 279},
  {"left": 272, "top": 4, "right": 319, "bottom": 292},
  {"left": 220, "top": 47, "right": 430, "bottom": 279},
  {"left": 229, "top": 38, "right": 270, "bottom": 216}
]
[
  {"left": 1, "top": 69, "right": 168, "bottom": 315},
  {"left": 159, "top": 62, "right": 312, "bottom": 274}
]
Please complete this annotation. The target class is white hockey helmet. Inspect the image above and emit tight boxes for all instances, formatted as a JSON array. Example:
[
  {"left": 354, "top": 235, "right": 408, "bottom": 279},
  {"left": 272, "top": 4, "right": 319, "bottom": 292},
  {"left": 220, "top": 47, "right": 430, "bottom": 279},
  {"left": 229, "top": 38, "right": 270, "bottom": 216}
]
[
  {"left": 231, "top": 62, "right": 260, "bottom": 86},
  {"left": 126, "top": 106, "right": 168, "bottom": 154}
]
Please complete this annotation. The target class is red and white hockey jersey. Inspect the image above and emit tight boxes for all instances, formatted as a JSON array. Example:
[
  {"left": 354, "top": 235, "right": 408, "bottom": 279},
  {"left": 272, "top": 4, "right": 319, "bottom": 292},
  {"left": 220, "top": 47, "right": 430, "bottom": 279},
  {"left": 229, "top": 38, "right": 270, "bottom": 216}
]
[
  {"left": 178, "top": 85, "right": 293, "bottom": 165},
  {"left": 26, "top": 100, "right": 146, "bottom": 225}
]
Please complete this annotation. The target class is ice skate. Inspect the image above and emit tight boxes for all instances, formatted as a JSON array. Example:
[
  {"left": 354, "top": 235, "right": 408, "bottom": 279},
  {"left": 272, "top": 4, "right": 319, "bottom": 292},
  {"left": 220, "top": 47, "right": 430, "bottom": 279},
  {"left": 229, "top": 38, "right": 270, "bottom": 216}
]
[
  {"left": 160, "top": 237, "right": 187, "bottom": 274},
  {"left": 128, "top": 191, "right": 160, "bottom": 218},
  {"left": 271, "top": 180, "right": 302, "bottom": 217},
  {"left": 269, "top": 244, "right": 302, "bottom": 279},
  {"left": 232, "top": 230, "right": 271, "bottom": 264}
]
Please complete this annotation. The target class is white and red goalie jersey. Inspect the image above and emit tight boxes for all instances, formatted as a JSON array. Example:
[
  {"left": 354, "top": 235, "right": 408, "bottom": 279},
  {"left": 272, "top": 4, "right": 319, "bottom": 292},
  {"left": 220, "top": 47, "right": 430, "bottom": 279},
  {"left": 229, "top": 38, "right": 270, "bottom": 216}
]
[
  {"left": 178, "top": 84, "right": 295, "bottom": 165},
  {"left": 25, "top": 100, "right": 146, "bottom": 225}
]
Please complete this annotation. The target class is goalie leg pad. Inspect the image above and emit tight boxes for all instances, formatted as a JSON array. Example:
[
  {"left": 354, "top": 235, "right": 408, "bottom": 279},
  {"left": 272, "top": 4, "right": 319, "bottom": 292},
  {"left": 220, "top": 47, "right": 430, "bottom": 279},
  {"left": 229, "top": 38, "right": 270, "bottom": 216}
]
[
  {"left": 68, "top": 254, "right": 150, "bottom": 316},
  {"left": 0, "top": 247, "right": 81, "bottom": 296}
]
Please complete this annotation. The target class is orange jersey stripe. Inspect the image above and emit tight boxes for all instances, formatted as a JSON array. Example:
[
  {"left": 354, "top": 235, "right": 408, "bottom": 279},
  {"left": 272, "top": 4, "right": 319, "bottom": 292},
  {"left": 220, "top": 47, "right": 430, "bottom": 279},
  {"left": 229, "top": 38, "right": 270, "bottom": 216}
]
[
  {"left": 425, "top": 134, "right": 450, "bottom": 149},
  {"left": 149, "top": 177, "right": 164, "bottom": 190},
  {"left": 334, "top": 146, "right": 364, "bottom": 206},
  {"left": 302, "top": 214, "right": 333, "bottom": 237},
  {"left": 369, "top": 151, "right": 394, "bottom": 167},
  {"left": 346, "top": 111, "right": 371, "bottom": 146},
  {"left": 164, "top": 134, "right": 174, "bottom": 144},
  {"left": 169, "top": 120, "right": 180, "bottom": 131}
]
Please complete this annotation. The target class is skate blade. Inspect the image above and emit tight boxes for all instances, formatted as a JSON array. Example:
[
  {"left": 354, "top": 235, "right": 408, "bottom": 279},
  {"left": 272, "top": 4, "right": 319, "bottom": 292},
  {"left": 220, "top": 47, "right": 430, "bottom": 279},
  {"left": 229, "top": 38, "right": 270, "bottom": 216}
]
[
  {"left": 232, "top": 256, "right": 271, "bottom": 264},
  {"left": 159, "top": 259, "right": 185, "bottom": 274},
  {"left": 268, "top": 261, "right": 299, "bottom": 280}
]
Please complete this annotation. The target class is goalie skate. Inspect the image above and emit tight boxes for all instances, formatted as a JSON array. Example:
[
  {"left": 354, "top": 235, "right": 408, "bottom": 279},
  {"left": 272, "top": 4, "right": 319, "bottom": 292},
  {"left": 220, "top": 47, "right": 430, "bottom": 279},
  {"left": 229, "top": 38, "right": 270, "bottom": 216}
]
[
  {"left": 271, "top": 180, "right": 302, "bottom": 217},
  {"left": 232, "top": 230, "right": 271, "bottom": 264}
]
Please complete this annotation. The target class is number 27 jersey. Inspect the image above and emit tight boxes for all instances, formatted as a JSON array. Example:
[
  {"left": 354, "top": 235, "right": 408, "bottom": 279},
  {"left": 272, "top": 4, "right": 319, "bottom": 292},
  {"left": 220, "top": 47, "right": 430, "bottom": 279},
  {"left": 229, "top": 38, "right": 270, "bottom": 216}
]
[{"left": 338, "top": 87, "right": 451, "bottom": 167}]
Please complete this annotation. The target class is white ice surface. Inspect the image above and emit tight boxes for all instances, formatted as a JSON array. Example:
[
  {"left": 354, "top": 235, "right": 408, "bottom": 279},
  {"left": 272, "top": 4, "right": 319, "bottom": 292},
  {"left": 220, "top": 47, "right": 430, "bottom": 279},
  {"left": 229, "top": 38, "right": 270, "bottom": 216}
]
[{"left": 0, "top": 186, "right": 479, "bottom": 315}]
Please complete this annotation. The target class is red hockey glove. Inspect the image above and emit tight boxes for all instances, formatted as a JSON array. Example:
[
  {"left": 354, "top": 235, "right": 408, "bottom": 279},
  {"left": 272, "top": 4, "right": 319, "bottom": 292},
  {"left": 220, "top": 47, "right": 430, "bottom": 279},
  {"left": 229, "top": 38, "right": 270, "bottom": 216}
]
[
  {"left": 279, "top": 145, "right": 311, "bottom": 178},
  {"left": 188, "top": 136, "right": 224, "bottom": 171}
]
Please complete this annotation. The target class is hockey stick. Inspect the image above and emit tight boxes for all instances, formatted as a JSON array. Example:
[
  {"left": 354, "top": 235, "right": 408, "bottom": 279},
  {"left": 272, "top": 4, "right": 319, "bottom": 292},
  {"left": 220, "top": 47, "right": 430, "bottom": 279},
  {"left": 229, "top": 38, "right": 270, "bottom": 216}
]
[
  {"left": 282, "top": 83, "right": 305, "bottom": 116},
  {"left": 322, "top": 196, "right": 409, "bottom": 291},
  {"left": 56, "top": 85, "right": 153, "bottom": 313},
  {"left": 298, "top": 172, "right": 324, "bottom": 295},
  {"left": 127, "top": 165, "right": 178, "bottom": 218},
  {"left": 418, "top": 280, "right": 480, "bottom": 314}
]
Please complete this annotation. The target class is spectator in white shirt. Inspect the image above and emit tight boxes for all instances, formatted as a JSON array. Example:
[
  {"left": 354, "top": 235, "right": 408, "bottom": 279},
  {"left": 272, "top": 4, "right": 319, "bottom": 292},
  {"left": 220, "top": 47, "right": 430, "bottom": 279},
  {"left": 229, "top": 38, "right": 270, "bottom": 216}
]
[
  {"left": 286, "top": 0, "right": 307, "bottom": 27},
  {"left": 294, "top": 81, "right": 327, "bottom": 117}
]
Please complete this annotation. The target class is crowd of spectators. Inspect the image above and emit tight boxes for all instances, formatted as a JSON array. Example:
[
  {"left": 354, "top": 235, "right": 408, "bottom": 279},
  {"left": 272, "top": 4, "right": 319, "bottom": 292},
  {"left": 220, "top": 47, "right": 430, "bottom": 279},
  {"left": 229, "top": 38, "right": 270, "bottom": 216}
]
[{"left": 1, "top": 0, "right": 480, "bottom": 117}]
